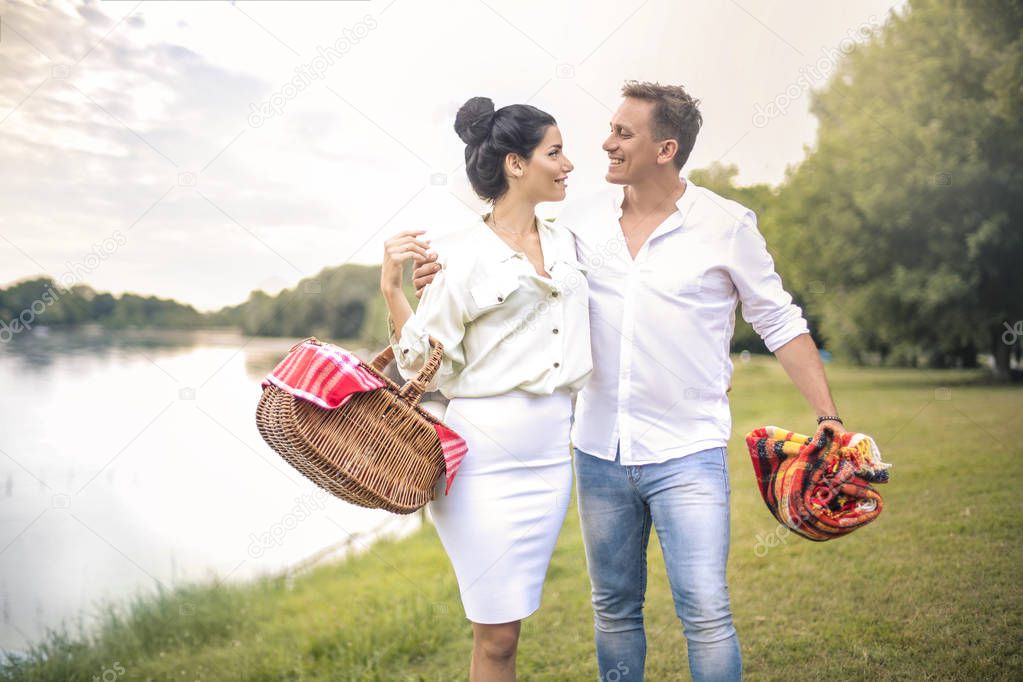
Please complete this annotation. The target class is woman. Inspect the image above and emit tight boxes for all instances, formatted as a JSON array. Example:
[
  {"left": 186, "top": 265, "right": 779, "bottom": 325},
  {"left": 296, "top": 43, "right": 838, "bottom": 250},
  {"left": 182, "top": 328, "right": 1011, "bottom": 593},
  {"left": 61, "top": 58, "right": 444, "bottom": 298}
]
[{"left": 379, "top": 96, "right": 591, "bottom": 681}]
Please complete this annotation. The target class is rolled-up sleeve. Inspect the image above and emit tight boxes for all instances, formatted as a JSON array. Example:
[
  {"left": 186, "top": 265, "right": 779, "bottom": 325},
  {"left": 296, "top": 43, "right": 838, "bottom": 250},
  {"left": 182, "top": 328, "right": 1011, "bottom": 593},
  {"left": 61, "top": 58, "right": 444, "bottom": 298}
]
[
  {"left": 727, "top": 210, "right": 809, "bottom": 353},
  {"left": 388, "top": 261, "right": 468, "bottom": 392}
]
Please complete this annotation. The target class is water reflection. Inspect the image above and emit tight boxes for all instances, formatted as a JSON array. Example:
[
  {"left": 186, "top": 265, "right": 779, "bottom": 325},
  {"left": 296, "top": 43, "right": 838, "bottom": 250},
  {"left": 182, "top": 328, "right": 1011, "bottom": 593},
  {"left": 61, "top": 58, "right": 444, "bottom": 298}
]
[{"left": 0, "top": 327, "right": 422, "bottom": 655}]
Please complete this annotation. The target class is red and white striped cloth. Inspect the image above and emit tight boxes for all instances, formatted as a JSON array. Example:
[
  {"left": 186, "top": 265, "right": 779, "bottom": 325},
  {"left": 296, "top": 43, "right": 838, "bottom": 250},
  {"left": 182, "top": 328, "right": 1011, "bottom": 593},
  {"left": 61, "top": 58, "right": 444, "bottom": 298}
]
[{"left": 261, "top": 340, "right": 468, "bottom": 494}]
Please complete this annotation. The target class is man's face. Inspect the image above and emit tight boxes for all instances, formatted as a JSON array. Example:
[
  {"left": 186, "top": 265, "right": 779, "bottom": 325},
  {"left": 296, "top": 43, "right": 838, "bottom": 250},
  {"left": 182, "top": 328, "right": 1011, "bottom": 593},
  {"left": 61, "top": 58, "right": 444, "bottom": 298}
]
[{"left": 602, "top": 97, "right": 661, "bottom": 185}]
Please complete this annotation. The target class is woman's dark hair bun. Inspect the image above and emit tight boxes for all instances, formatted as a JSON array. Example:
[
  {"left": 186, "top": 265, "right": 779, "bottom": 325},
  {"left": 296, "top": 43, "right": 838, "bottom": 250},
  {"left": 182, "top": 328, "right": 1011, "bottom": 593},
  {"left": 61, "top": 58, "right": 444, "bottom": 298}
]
[
  {"left": 454, "top": 96, "right": 496, "bottom": 146},
  {"left": 455, "top": 97, "right": 556, "bottom": 203}
]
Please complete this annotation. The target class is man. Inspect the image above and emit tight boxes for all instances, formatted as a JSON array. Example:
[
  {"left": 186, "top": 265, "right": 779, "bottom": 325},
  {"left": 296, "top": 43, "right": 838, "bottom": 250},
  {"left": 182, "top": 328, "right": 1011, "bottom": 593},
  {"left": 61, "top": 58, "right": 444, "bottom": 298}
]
[{"left": 414, "top": 81, "right": 846, "bottom": 682}]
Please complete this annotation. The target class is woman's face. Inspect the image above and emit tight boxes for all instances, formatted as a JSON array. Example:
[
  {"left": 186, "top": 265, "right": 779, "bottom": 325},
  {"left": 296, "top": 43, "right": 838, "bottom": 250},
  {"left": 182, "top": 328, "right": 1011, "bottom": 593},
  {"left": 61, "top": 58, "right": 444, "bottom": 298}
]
[{"left": 514, "top": 125, "right": 574, "bottom": 203}]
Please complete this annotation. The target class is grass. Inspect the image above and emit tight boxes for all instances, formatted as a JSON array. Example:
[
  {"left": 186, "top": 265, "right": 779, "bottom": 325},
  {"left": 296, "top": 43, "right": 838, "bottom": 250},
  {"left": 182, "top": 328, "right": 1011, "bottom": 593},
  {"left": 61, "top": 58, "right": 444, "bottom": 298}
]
[{"left": 3, "top": 359, "right": 1021, "bottom": 680}]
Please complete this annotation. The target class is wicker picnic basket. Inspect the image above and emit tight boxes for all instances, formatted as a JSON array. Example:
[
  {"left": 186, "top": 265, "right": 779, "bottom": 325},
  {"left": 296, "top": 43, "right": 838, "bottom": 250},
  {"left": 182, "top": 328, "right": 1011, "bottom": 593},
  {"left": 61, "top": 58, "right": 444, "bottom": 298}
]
[{"left": 255, "top": 336, "right": 448, "bottom": 514}]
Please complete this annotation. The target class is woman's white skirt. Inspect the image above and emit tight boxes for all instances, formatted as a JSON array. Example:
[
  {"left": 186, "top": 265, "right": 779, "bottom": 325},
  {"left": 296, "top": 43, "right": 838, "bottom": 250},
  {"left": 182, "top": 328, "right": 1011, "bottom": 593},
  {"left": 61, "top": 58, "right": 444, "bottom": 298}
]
[{"left": 428, "top": 389, "right": 573, "bottom": 624}]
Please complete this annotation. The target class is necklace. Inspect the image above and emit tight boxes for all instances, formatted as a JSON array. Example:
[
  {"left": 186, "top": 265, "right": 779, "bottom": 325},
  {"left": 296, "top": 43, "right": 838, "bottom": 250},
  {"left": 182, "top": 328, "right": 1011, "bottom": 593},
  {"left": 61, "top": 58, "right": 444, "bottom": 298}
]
[
  {"left": 485, "top": 213, "right": 551, "bottom": 279},
  {"left": 485, "top": 213, "right": 538, "bottom": 253}
]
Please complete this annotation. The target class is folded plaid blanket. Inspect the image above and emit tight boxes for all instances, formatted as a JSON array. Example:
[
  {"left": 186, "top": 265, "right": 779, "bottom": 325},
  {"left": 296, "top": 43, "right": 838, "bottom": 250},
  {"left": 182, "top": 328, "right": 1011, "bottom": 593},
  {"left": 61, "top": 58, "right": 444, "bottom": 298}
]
[
  {"left": 262, "top": 341, "right": 468, "bottom": 495},
  {"left": 745, "top": 425, "right": 891, "bottom": 541},
  {"left": 262, "top": 341, "right": 386, "bottom": 409}
]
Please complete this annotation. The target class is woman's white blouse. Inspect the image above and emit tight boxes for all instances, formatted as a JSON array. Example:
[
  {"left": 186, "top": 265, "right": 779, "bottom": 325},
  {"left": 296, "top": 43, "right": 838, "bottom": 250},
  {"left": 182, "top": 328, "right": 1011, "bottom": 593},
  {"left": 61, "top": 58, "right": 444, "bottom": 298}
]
[{"left": 389, "top": 215, "right": 593, "bottom": 399}]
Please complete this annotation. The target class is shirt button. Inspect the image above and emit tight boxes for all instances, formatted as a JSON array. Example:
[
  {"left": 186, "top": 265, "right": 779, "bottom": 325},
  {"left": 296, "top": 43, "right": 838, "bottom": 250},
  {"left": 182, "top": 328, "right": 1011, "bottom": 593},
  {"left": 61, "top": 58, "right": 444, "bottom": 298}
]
[
  {"left": 496, "top": 296, "right": 504, "bottom": 302},
  {"left": 552, "top": 328, "right": 559, "bottom": 334},
  {"left": 551, "top": 291, "right": 559, "bottom": 298},
  {"left": 553, "top": 362, "right": 560, "bottom": 368}
]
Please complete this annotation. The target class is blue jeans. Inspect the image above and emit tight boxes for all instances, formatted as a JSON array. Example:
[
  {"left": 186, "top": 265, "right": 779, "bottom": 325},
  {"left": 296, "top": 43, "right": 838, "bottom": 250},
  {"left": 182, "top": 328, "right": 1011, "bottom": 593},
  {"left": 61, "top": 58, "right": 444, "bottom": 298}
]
[{"left": 574, "top": 444, "right": 742, "bottom": 682}]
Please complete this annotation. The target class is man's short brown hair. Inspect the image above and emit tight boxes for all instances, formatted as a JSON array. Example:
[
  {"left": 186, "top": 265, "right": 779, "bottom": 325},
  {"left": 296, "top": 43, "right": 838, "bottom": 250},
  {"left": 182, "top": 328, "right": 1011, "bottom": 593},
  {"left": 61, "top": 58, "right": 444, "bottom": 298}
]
[{"left": 621, "top": 81, "right": 702, "bottom": 170}]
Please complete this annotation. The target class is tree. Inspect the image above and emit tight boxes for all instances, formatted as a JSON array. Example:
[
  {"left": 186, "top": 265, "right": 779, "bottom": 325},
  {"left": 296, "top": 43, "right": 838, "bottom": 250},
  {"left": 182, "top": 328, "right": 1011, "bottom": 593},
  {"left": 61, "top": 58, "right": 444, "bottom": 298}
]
[{"left": 772, "top": 0, "right": 1023, "bottom": 378}]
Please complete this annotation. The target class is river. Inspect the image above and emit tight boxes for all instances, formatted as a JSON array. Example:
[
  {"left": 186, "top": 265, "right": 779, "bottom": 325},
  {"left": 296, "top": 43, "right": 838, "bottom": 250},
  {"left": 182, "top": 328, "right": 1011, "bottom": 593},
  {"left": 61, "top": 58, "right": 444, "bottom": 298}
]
[{"left": 0, "top": 326, "right": 426, "bottom": 655}]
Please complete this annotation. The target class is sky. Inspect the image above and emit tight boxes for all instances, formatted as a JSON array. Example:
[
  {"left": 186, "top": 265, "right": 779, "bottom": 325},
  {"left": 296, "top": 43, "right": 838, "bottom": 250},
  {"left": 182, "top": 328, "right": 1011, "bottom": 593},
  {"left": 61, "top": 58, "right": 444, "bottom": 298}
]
[{"left": 0, "top": 0, "right": 906, "bottom": 311}]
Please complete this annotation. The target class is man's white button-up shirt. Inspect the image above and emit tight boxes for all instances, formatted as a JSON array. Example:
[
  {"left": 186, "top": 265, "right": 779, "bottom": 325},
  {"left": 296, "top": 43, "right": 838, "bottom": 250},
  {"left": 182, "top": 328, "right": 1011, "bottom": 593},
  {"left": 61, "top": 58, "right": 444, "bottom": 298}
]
[{"left": 558, "top": 179, "right": 810, "bottom": 464}]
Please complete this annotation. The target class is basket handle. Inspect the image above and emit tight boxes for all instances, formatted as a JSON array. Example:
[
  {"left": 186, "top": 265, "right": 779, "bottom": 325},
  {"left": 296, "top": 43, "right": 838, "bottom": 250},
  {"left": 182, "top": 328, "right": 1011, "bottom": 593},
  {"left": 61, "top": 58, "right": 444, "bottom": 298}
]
[
  {"left": 369, "top": 337, "right": 444, "bottom": 406},
  {"left": 290, "top": 336, "right": 320, "bottom": 353},
  {"left": 369, "top": 346, "right": 394, "bottom": 371},
  {"left": 400, "top": 337, "right": 444, "bottom": 404}
]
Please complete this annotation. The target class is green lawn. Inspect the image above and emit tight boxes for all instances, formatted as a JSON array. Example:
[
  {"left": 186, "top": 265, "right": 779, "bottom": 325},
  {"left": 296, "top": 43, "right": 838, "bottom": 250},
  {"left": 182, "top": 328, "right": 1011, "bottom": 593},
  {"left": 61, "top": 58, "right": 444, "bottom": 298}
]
[{"left": 4, "top": 360, "right": 1021, "bottom": 681}]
